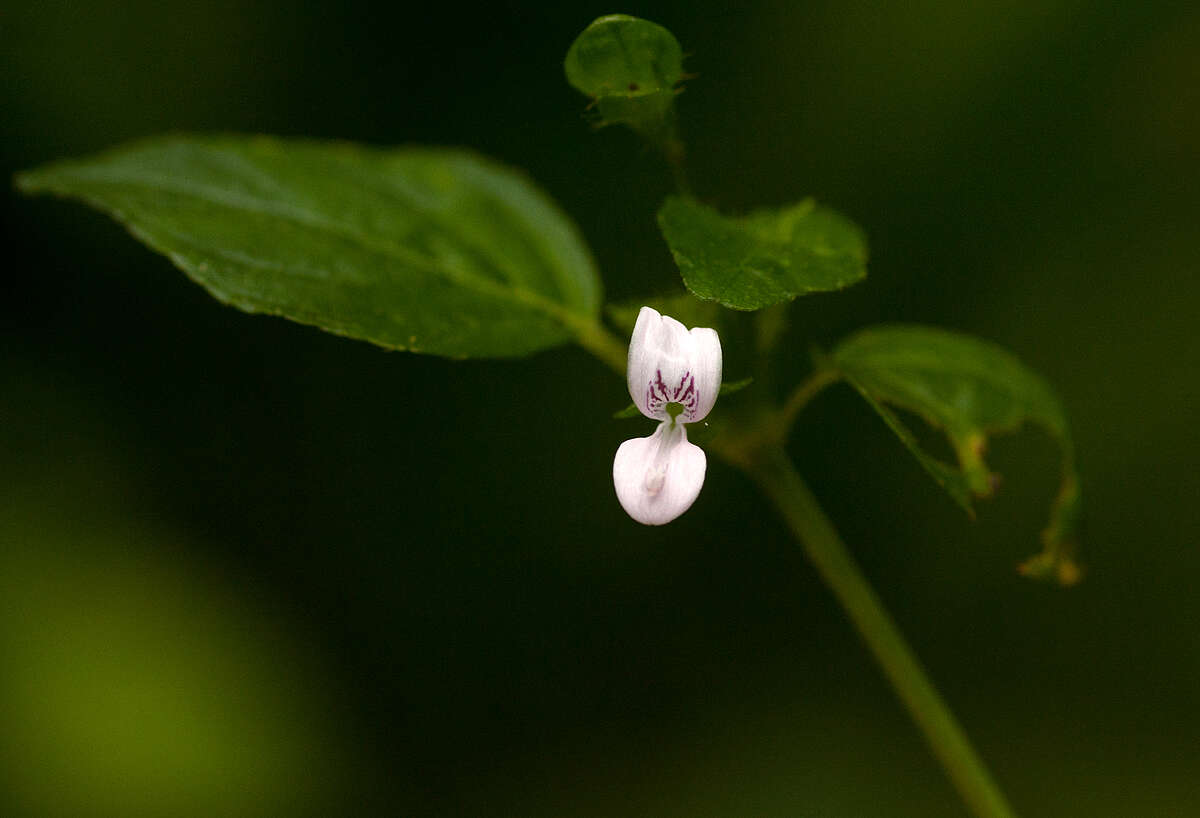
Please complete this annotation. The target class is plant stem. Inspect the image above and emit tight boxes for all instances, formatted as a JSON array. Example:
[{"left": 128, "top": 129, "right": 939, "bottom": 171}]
[
  {"left": 778, "top": 367, "right": 840, "bottom": 432},
  {"left": 666, "top": 145, "right": 692, "bottom": 198},
  {"left": 571, "top": 318, "right": 628, "bottom": 375},
  {"left": 575, "top": 320, "right": 1014, "bottom": 816},
  {"left": 752, "top": 304, "right": 789, "bottom": 394},
  {"left": 739, "top": 445, "right": 1017, "bottom": 818}
]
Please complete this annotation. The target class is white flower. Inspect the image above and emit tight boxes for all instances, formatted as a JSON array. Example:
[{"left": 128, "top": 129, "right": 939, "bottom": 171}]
[{"left": 613, "top": 306, "right": 722, "bottom": 525}]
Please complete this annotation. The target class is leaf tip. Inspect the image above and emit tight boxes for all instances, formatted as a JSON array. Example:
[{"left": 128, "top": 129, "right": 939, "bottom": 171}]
[
  {"left": 1018, "top": 548, "right": 1083, "bottom": 587},
  {"left": 13, "top": 168, "right": 46, "bottom": 195}
]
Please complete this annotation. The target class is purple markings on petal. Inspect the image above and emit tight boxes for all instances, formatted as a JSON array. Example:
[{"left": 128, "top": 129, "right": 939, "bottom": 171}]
[
  {"left": 673, "top": 373, "right": 698, "bottom": 417},
  {"left": 646, "top": 369, "right": 671, "bottom": 416},
  {"left": 645, "top": 369, "right": 701, "bottom": 421}
]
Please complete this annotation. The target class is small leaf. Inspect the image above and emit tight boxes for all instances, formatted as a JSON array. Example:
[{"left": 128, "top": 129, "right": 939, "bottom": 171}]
[
  {"left": 17, "top": 135, "right": 602, "bottom": 359},
  {"left": 565, "top": 15, "right": 683, "bottom": 98},
  {"left": 719, "top": 376, "right": 754, "bottom": 396},
  {"left": 831, "top": 324, "right": 1081, "bottom": 583},
  {"left": 657, "top": 196, "right": 868, "bottom": 310},
  {"left": 564, "top": 15, "right": 684, "bottom": 145}
]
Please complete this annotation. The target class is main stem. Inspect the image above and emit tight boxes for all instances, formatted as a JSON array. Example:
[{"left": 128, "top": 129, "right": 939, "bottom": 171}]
[
  {"left": 578, "top": 323, "right": 1013, "bottom": 816},
  {"left": 742, "top": 445, "right": 1017, "bottom": 818}
]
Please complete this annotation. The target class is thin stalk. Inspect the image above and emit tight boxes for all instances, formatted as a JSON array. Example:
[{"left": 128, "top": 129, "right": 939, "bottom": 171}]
[
  {"left": 656, "top": 112, "right": 691, "bottom": 197},
  {"left": 778, "top": 367, "right": 840, "bottom": 432},
  {"left": 575, "top": 318, "right": 1014, "bottom": 817},
  {"left": 570, "top": 317, "right": 628, "bottom": 375},
  {"left": 752, "top": 303, "right": 789, "bottom": 394},
  {"left": 666, "top": 144, "right": 692, "bottom": 198},
  {"left": 739, "top": 445, "right": 1017, "bottom": 818}
]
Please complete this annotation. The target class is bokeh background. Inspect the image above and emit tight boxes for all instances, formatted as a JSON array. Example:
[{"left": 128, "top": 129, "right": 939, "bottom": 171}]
[{"left": 4, "top": 1, "right": 1198, "bottom": 815}]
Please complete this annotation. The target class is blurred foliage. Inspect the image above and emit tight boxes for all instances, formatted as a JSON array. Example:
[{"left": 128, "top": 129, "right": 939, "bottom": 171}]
[
  {"left": 4, "top": 0, "right": 1199, "bottom": 816},
  {"left": 0, "top": 378, "right": 352, "bottom": 817}
]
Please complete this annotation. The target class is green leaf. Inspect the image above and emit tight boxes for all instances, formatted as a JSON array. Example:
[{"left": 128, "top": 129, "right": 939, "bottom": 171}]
[
  {"left": 564, "top": 15, "right": 684, "bottom": 143},
  {"left": 718, "top": 376, "right": 754, "bottom": 397},
  {"left": 854, "top": 391, "right": 976, "bottom": 510},
  {"left": 17, "top": 135, "right": 602, "bottom": 359},
  {"left": 831, "top": 324, "right": 1082, "bottom": 584},
  {"left": 657, "top": 196, "right": 868, "bottom": 310},
  {"left": 613, "top": 403, "right": 644, "bottom": 420},
  {"left": 565, "top": 14, "right": 683, "bottom": 100}
]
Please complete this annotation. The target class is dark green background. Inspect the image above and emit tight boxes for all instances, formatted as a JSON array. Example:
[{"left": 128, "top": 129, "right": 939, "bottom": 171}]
[{"left": 4, "top": 1, "right": 1198, "bottom": 815}]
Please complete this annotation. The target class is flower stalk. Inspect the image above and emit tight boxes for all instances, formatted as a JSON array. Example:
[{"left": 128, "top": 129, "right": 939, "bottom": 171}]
[
  {"left": 578, "top": 315, "right": 1017, "bottom": 817},
  {"left": 724, "top": 442, "right": 1018, "bottom": 818}
]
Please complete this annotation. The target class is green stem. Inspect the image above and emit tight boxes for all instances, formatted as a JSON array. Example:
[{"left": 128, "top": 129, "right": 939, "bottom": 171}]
[
  {"left": 573, "top": 317, "right": 629, "bottom": 375},
  {"left": 754, "top": 303, "right": 789, "bottom": 357},
  {"left": 666, "top": 143, "right": 692, "bottom": 198},
  {"left": 655, "top": 112, "right": 691, "bottom": 197},
  {"left": 778, "top": 367, "right": 840, "bottom": 432},
  {"left": 738, "top": 445, "right": 1017, "bottom": 818},
  {"left": 574, "top": 319, "right": 1014, "bottom": 816},
  {"left": 752, "top": 304, "right": 789, "bottom": 394}
]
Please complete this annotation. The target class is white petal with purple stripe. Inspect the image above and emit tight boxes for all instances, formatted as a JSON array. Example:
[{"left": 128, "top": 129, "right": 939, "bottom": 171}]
[{"left": 614, "top": 306, "right": 723, "bottom": 525}]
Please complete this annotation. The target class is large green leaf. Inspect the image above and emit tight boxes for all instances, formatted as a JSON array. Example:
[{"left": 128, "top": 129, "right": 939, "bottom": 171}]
[
  {"left": 657, "top": 196, "right": 868, "bottom": 310},
  {"left": 831, "top": 324, "right": 1081, "bottom": 584},
  {"left": 17, "top": 135, "right": 602, "bottom": 358}
]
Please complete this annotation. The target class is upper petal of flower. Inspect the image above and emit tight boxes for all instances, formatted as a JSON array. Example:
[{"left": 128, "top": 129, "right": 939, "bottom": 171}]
[
  {"left": 627, "top": 306, "right": 723, "bottom": 423},
  {"left": 613, "top": 421, "right": 707, "bottom": 525},
  {"left": 686, "top": 325, "right": 721, "bottom": 423}
]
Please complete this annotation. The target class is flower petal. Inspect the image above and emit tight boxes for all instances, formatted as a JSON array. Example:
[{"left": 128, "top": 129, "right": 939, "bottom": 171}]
[
  {"left": 626, "top": 305, "right": 723, "bottom": 423},
  {"left": 687, "top": 326, "right": 722, "bottom": 422},
  {"left": 613, "top": 421, "right": 707, "bottom": 525}
]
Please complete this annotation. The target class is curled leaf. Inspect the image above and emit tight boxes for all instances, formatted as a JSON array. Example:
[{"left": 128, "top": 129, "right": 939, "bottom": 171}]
[{"left": 832, "top": 324, "right": 1082, "bottom": 584}]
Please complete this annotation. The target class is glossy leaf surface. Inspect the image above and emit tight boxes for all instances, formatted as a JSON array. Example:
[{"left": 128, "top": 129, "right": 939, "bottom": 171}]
[
  {"left": 657, "top": 196, "right": 868, "bottom": 310},
  {"left": 17, "top": 135, "right": 602, "bottom": 358}
]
